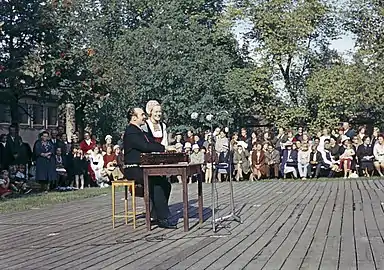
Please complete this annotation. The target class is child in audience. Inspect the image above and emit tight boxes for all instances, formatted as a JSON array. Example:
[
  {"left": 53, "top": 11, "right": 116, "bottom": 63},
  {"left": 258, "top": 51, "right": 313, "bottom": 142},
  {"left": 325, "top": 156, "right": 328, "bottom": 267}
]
[
  {"left": 72, "top": 148, "right": 87, "bottom": 189},
  {"left": 339, "top": 142, "right": 355, "bottom": 178},
  {"left": 0, "top": 170, "right": 15, "bottom": 198},
  {"left": 14, "top": 164, "right": 32, "bottom": 194}
]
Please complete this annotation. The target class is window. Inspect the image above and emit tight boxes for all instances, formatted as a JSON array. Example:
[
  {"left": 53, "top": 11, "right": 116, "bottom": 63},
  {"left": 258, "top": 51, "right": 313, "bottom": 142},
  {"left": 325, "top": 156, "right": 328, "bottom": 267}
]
[
  {"left": 33, "top": 105, "right": 44, "bottom": 125},
  {"left": 47, "top": 107, "right": 58, "bottom": 126},
  {"left": 18, "top": 103, "right": 29, "bottom": 124},
  {"left": 0, "top": 103, "right": 11, "bottom": 123}
]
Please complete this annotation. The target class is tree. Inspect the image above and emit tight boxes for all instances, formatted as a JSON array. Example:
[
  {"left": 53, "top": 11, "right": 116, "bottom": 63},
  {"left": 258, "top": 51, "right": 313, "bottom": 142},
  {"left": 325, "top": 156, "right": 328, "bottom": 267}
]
[
  {"left": 91, "top": 0, "right": 247, "bottom": 134},
  {"left": 222, "top": 65, "right": 277, "bottom": 126},
  {"left": 0, "top": 0, "right": 59, "bottom": 124},
  {"left": 306, "top": 61, "right": 384, "bottom": 129},
  {"left": 235, "top": 0, "right": 339, "bottom": 107}
]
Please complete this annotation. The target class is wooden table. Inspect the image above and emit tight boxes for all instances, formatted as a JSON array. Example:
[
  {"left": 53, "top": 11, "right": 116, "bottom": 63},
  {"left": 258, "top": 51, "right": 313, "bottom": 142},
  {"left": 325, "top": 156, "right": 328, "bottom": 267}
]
[{"left": 141, "top": 163, "right": 203, "bottom": 232}]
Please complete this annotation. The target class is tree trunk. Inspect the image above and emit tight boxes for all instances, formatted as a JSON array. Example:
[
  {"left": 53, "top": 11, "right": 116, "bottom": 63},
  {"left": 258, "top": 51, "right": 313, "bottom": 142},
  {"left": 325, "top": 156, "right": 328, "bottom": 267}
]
[
  {"left": 65, "top": 103, "right": 76, "bottom": 140},
  {"left": 75, "top": 104, "right": 86, "bottom": 139}
]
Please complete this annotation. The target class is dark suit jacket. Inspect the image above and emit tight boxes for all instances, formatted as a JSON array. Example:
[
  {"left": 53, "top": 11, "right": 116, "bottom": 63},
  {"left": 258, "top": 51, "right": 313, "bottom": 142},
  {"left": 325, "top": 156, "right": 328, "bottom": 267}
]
[
  {"left": 309, "top": 151, "right": 323, "bottom": 165},
  {"left": 123, "top": 123, "right": 165, "bottom": 184},
  {"left": 281, "top": 149, "right": 298, "bottom": 167},
  {"left": 0, "top": 143, "right": 8, "bottom": 169},
  {"left": 6, "top": 134, "right": 22, "bottom": 165},
  {"left": 50, "top": 139, "right": 65, "bottom": 153},
  {"left": 356, "top": 144, "right": 373, "bottom": 162}
]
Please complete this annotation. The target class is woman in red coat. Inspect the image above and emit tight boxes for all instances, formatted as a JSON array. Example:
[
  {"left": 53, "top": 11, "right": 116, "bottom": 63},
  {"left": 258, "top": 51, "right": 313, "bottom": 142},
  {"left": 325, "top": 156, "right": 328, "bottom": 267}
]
[
  {"left": 79, "top": 131, "right": 96, "bottom": 153},
  {"left": 79, "top": 131, "right": 96, "bottom": 185}
]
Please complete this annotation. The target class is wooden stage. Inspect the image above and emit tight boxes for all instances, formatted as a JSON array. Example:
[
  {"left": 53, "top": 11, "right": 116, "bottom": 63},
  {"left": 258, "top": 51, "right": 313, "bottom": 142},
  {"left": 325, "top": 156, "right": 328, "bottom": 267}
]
[{"left": 1, "top": 180, "right": 384, "bottom": 270}]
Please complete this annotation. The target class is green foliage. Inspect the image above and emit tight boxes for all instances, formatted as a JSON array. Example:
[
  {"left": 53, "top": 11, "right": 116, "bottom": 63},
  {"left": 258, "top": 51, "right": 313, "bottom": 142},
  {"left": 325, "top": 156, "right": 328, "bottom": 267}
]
[
  {"left": 0, "top": 0, "right": 59, "bottom": 122},
  {"left": 307, "top": 62, "right": 384, "bottom": 129},
  {"left": 222, "top": 66, "right": 277, "bottom": 123},
  {"left": 236, "top": 0, "right": 339, "bottom": 106},
  {"left": 90, "top": 0, "right": 246, "bottom": 134}
]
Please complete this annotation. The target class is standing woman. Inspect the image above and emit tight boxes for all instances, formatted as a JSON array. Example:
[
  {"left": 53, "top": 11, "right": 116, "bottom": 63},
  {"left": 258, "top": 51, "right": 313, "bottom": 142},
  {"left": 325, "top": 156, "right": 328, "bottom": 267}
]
[
  {"left": 34, "top": 131, "right": 56, "bottom": 191},
  {"left": 142, "top": 100, "right": 172, "bottom": 222},
  {"left": 142, "top": 100, "right": 168, "bottom": 146}
]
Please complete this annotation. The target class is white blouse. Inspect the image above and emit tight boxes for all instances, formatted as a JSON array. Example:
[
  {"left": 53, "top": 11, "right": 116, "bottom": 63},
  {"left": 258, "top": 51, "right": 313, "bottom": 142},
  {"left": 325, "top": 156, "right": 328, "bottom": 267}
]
[{"left": 142, "top": 120, "right": 168, "bottom": 147}]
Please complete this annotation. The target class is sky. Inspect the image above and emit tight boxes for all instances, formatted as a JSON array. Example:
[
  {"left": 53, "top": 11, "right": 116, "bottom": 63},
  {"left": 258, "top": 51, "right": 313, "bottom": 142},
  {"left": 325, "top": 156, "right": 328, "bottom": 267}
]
[{"left": 232, "top": 20, "right": 356, "bottom": 58}]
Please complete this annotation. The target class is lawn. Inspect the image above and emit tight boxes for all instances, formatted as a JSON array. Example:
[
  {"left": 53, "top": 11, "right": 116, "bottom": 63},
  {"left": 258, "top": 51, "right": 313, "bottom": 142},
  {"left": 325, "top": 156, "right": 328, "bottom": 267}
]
[{"left": 0, "top": 187, "right": 111, "bottom": 214}]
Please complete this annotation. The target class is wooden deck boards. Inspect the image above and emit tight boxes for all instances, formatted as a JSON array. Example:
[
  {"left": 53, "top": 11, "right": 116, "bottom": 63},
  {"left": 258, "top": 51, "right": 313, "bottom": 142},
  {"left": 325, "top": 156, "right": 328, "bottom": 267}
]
[{"left": 1, "top": 180, "right": 384, "bottom": 270}]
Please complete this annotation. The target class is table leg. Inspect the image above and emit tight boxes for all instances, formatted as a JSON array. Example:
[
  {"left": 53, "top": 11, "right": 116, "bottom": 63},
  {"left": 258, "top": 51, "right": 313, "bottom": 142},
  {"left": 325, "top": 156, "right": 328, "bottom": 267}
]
[
  {"left": 182, "top": 169, "right": 189, "bottom": 232},
  {"left": 112, "top": 184, "right": 115, "bottom": 229},
  {"left": 124, "top": 186, "right": 128, "bottom": 225},
  {"left": 198, "top": 171, "right": 203, "bottom": 225},
  {"left": 143, "top": 170, "right": 151, "bottom": 231}
]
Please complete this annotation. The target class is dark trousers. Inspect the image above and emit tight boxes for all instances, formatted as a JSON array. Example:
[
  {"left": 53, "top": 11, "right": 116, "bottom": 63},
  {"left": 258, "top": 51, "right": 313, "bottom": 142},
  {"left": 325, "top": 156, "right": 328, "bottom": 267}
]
[
  {"left": 124, "top": 167, "right": 171, "bottom": 220},
  {"left": 311, "top": 164, "right": 322, "bottom": 178},
  {"left": 149, "top": 176, "right": 171, "bottom": 220},
  {"left": 266, "top": 164, "right": 279, "bottom": 178}
]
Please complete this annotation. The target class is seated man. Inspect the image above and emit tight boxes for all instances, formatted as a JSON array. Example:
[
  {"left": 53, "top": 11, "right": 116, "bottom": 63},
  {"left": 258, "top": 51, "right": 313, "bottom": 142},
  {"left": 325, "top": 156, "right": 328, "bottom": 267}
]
[
  {"left": 216, "top": 144, "right": 230, "bottom": 182},
  {"left": 123, "top": 107, "right": 176, "bottom": 229},
  {"left": 320, "top": 139, "right": 339, "bottom": 178},
  {"left": 309, "top": 145, "right": 323, "bottom": 178}
]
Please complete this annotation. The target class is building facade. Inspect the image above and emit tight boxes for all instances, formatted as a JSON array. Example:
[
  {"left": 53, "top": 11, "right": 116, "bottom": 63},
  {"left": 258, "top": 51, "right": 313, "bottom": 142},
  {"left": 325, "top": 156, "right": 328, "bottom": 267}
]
[{"left": 0, "top": 98, "right": 58, "bottom": 146}]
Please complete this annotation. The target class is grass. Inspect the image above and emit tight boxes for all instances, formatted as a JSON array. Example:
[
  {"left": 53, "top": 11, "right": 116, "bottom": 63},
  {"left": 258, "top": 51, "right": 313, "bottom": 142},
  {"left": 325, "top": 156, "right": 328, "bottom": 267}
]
[{"left": 0, "top": 187, "right": 111, "bottom": 214}]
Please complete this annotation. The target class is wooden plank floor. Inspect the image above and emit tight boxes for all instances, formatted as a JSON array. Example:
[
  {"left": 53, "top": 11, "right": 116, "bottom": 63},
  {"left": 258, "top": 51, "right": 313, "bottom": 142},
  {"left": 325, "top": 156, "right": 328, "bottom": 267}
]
[{"left": 1, "top": 180, "right": 383, "bottom": 270}]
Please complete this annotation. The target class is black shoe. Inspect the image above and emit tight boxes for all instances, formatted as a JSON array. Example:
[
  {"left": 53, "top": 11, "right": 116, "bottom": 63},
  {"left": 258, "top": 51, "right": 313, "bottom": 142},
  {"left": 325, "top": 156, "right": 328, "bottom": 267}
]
[
  {"left": 157, "top": 219, "right": 177, "bottom": 229},
  {"left": 151, "top": 219, "right": 160, "bottom": 225}
]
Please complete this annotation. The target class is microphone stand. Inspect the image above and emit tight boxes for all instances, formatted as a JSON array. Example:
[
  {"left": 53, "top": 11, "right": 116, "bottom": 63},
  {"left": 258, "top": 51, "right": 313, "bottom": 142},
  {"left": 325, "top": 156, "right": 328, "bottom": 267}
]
[{"left": 211, "top": 126, "right": 242, "bottom": 233}]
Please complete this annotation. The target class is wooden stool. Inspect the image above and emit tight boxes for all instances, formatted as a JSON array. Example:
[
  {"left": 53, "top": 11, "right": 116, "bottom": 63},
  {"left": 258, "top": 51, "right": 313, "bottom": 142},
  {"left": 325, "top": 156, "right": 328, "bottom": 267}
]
[{"left": 112, "top": 180, "right": 136, "bottom": 229}]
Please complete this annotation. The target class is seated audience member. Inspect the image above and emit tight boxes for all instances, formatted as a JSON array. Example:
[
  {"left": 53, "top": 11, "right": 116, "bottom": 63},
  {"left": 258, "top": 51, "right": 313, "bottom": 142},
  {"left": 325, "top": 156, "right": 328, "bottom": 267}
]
[
  {"left": 281, "top": 142, "right": 298, "bottom": 179},
  {"left": 356, "top": 136, "right": 374, "bottom": 177},
  {"left": 339, "top": 138, "right": 355, "bottom": 179},
  {"left": 0, "top": 170, "right": 16, "bottom": 198},
  {"left": 216, "top": 144, "right": 230, "bottom": 182},
  {"left": 233, "top": 141, "right": 250, "bottom": 181},
  {"left": 321, "top": 139, "right": 339, "bottom": 177},
  {"left": 329, "top": 136, "right": 340, "bottom": 161},
  {"left": 309, "top": 145, "right": 323, "bottom": 178},
  {"left": 90, "top": 145, "right": 109, "bottom": 187},
  {"left": 55, "top": 148, "right": 68, "bottom": 187},
  {"left": 103, "top": 145, "right": 116, "bottom": 168},
  {"left": 204, "top": 144, "right": 217, "bottom": 183},
  {"left": 251, "top": 143, "right": 266, "bottom": 181},
  {"left": 13, "top": 164, "right": 32, "bottom": 194},
  {"left": 189, "top": 144, "right": 204, "bottom": 183},
  {"left": 297, "top": 143, "right": 311, "bottom": 180},
  {"left": 106, "top": 145, "right": 124, "bottom": 181},
  {"left": 265, "top": 144, "right": 280, "bottom": 179},
  {"left": 373, "top": 134, "right": 384, "bottom": 176}
]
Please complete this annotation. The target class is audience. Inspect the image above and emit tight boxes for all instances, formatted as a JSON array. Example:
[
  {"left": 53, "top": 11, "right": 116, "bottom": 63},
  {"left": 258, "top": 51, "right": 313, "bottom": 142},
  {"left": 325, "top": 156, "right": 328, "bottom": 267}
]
[{"left": 0, "top": 121, "right": 383, "bottom": 200}]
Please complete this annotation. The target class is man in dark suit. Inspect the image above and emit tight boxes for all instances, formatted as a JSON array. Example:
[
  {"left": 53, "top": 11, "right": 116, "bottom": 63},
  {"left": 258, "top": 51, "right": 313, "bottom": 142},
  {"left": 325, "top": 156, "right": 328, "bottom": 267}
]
[
  {"left": 123, "top": 107, "right": 176, "bottom": 229},
  {"left": 50, "top": 129, "right": 65, "bottom": 153},
  {"left": 0, "top": 134, "right": 8, "bottom": 170},
  {"left": 309, "top": 145, "right": 323, "bottom": 178},
  {"left": 6, "top": 124, "right": 22, "bottom": 166}
]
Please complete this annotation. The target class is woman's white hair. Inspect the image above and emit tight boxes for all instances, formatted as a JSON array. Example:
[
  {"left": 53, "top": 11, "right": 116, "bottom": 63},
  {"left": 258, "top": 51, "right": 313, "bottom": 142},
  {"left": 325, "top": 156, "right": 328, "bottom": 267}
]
[{"left": 145, "top": 100, "right": 160, "bottom": 115}]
